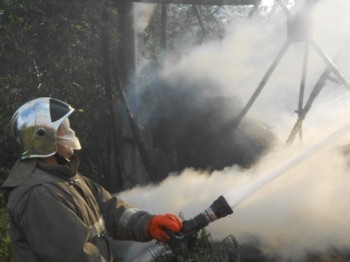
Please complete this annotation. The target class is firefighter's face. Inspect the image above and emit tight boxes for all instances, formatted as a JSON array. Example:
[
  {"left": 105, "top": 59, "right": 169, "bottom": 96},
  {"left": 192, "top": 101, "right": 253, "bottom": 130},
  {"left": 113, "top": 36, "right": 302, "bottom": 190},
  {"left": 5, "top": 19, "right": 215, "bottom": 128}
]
[
  {"left": 56, "top": 118, "right": 80, "bottom": 159},
  {"left": 56, "top": 142, "right": 74, "bottom": 160},
  {"left": 56, "top": 130, "right": 74, "bottom": 160}
]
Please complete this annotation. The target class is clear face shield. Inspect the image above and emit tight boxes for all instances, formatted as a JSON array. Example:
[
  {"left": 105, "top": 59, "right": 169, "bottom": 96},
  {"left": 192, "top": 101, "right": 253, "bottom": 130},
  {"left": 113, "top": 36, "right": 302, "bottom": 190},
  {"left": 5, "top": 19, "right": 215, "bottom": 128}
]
[{"left": 56, "top": 118, "right": 81, "bottom": 150}]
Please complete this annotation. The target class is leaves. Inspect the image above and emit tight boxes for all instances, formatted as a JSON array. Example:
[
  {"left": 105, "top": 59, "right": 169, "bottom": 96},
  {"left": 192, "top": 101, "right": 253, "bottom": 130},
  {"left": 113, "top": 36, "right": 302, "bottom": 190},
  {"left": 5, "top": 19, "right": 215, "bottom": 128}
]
[{"left": 0, "top": 0, "right": 113, "bottom": 171}]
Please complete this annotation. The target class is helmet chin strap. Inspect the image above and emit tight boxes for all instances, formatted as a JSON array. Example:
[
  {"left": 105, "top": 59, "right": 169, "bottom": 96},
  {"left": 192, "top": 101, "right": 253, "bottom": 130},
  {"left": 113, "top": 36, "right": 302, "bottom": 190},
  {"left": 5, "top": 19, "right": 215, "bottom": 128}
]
[
  {"left": 54, "top": 151, "right": 80, "bottom": 172},
  {"left": 54, "top": 152, "right": 70, "bottom": 165}
]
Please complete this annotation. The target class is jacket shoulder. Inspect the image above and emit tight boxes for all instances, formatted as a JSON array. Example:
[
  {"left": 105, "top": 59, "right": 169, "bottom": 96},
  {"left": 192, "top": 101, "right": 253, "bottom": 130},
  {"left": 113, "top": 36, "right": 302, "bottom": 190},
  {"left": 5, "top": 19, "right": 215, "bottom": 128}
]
[
  {"left": 5, "top": 167, "right": 64, "bottom": 213},
  {"left": 2, "top": 159, "right": 38, "bottom": 189}
]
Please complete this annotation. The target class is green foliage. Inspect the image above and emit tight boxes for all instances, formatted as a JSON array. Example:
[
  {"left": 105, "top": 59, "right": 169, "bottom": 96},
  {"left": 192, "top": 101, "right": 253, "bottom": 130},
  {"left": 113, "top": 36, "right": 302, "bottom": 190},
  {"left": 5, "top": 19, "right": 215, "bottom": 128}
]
[
  {"left": 142, "top": 5, "right": 236, "bottom": 63},
  {"left": 0, "top": 164, "right": 12, "bottom": 261},
  {"left": 0, "top": 0, "right": 120, "bottom": 187},
  {"left": 0, "top": 197, "right": 12, "bottom": 262},
  {"left": 0, "top": 210, "right": 12, "bottom": 262}
]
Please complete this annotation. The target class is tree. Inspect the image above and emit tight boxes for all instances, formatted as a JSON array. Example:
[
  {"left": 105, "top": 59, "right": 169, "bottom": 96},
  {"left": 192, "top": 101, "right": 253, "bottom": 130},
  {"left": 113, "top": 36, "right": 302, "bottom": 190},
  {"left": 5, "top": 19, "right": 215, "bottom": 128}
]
[{"left": 0, "top": 0, "right": 132, "bottom": 193}]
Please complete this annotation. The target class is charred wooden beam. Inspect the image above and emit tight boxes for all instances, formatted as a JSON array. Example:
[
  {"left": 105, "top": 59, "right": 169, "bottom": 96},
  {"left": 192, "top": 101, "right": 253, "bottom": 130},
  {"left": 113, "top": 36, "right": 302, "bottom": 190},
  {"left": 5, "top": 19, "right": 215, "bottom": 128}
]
[
  {"left": 114, "top": 0, "right": 257, "bottom": 5},
  {"left": 192, "top": 5, "right": 207, "bottom": 40},
  {"left": 160, "top": 4, "right": 167, "bottom": 61}
]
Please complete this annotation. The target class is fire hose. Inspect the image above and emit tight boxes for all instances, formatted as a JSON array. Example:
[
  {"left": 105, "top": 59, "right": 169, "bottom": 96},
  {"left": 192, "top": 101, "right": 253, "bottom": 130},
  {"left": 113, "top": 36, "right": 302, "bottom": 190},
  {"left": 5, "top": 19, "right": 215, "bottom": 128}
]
[{"left": 134, "top": 195, "right": 233, "bottom": 261}]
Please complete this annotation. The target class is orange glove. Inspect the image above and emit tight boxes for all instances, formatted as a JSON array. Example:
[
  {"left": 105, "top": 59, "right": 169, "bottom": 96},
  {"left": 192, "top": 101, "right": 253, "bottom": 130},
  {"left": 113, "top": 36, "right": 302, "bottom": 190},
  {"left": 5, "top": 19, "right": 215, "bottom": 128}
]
[{"left": 147, "top": 214, "right": 183, "bottom": 242}]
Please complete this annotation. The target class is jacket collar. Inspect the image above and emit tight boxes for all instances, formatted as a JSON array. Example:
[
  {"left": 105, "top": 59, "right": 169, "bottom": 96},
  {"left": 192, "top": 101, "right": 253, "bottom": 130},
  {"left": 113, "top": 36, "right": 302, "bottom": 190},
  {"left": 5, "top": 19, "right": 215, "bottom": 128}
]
[
  {"left": 1, "top": 156, "right": 80, "bottom": 189},
  {"left": 37, "top": 161, "right": 77, "bottom": 179}
]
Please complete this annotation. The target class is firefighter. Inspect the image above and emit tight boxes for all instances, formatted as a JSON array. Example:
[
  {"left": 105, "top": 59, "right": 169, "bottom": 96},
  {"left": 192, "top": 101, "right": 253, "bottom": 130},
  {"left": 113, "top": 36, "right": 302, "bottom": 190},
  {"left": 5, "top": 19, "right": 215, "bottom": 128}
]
[{"left": 2, "top": 97, "right": 183, "bottom": 262}]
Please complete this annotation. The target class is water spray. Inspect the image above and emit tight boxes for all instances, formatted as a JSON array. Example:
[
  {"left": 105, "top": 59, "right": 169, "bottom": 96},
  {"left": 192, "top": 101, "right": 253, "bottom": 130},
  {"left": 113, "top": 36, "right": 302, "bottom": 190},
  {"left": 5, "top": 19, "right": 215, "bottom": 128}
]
[{"left": 224, "top": 121, "right": 350, "bottom": 209}]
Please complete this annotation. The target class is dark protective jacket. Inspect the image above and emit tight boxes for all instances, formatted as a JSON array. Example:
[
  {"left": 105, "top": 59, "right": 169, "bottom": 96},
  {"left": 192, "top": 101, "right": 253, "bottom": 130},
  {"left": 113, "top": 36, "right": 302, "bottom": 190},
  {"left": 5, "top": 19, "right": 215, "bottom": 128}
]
[{"left": 1, "top": 158, "right": 153, "bottom": 262}]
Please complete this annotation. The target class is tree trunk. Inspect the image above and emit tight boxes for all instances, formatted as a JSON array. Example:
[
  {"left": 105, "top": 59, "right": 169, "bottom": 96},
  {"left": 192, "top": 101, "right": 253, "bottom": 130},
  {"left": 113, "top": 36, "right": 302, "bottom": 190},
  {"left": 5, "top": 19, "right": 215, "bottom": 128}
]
[
  {"left": 117, "top": 2, "right": 135, "bottom": 86},
  {"left": 101, "top": 8, "right": 124, "bottom": 192}
]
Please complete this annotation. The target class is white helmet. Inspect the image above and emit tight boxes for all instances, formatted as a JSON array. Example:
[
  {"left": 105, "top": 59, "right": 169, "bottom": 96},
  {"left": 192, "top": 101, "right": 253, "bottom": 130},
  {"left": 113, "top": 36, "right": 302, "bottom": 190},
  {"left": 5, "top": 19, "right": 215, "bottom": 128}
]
[{"left": 11, "top": 97, "right": 81, "bottom": 159}]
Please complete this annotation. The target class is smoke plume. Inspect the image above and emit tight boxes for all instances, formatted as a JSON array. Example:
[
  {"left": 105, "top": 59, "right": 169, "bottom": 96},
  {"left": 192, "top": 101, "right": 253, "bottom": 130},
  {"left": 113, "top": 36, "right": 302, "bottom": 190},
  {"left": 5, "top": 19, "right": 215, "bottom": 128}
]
[{"left": 121, "top": 0, "right": 350, "bottom": 260}]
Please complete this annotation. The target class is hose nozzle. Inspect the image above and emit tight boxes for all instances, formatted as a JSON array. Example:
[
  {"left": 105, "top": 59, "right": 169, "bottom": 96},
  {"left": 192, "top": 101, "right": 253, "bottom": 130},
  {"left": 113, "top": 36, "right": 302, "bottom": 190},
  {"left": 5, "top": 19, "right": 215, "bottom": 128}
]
[
  {"left": 147, "top": 195, "right": 233, "bottom": 260},
  {"left": 206, "top": 195, "right": 233, "bottom": 221},
  {"left": 182, "top": 195, "right": 233, "bottom": 236}
]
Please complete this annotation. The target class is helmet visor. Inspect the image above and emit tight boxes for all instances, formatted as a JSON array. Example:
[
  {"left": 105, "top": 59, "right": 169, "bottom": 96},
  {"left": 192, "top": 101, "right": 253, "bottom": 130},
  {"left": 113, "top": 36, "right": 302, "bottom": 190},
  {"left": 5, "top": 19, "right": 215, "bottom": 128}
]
[{"left": 56, "top": 118, "right": 81, "bottom": 150}]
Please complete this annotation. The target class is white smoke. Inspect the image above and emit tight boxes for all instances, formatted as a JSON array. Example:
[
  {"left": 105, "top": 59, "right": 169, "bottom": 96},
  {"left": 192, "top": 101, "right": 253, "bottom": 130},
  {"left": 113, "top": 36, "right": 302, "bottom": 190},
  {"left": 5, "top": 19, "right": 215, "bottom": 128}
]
[
  {"left": 120, "top": 125, "right": 350, "bottom": 260},
  {"left": 133, "top": 3, "right": 156, "bottom": 33},
  {"left": 120, "top": 0, "right": 350, "bottom": 260},
  {"left": 160, "top": 0, "right": 350, "bottom": 141}
]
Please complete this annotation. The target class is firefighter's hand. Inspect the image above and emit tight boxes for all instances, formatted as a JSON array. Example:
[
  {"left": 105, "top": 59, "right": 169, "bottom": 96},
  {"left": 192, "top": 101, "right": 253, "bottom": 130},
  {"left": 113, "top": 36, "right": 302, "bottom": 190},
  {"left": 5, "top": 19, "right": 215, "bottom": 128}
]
[{"left": 147, "top": 214, "right": 183, "bottom": 242}]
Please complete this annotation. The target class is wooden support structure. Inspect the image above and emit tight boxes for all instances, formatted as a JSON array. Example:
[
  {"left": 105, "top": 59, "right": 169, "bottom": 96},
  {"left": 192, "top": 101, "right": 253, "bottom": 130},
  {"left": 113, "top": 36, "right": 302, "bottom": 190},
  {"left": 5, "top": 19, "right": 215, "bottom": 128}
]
[
  {"left": 110, "top": 0, "right": 261, "bottom": 183},
  {"left": 192, "top": 5, "right": 207, "bottom": 40},
  {"left": 114, "top": 0, "right": 257, "bottom": 5},
  {"left": 160, "top": 4, "right": 167, "bottom": 62}
]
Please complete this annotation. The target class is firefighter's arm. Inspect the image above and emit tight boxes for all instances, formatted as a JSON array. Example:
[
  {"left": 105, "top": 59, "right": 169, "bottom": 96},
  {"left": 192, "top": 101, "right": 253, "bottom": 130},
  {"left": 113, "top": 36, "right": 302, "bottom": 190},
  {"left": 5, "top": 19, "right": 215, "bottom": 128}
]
[{"left": 85, "top": 178, "right": 182, "bottom": 242}]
